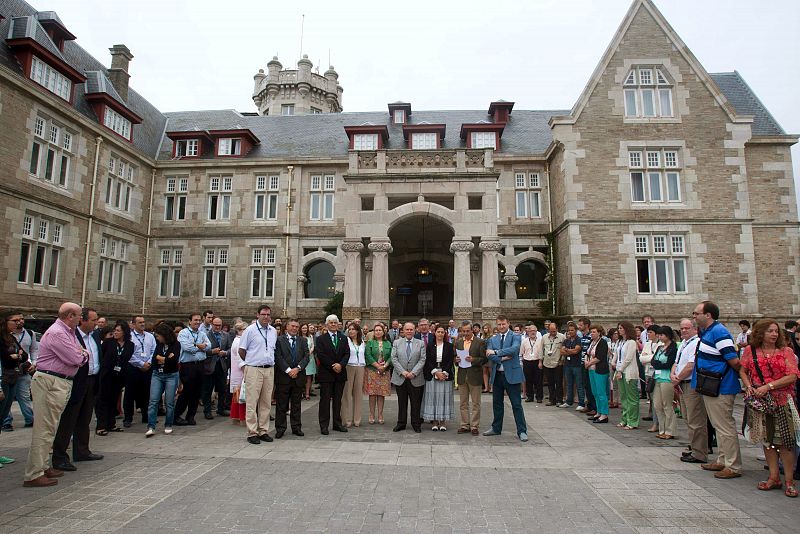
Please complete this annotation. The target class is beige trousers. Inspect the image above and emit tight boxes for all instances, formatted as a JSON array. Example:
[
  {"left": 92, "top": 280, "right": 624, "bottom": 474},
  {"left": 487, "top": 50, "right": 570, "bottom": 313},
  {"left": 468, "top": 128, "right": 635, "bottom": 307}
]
[
  {"left": 653, "top": 381, "right": 677, "bottom": 436},
  {"left": 24, "top": 372, "right": 72, "bottom": 481},
  {"left": 244, "top": 366, "right": 274, "bottom": 436},
  {"left": 459, "top": 381, "right": 482, "bottom": 430},
  {"left": 680, "top": 383, "right": 709, "bottom": 460},
  {"left": 341, "top": 365, "right": 365, "bottom": 425},
  {"left": 702, "top": 393, "right": 742, "bottom": 472}
]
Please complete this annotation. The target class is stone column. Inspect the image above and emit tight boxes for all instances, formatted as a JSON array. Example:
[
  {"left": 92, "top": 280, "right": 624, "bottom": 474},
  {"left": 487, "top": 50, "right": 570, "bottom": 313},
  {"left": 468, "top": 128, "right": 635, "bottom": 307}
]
[
  {"left": 368, "top": 239, "right": 392, "bottom": 323},
  {"left": 479, "top": 240, "right": 504, "bottom": 321},
  {"left": 450, "top": 239, "right": 474, "bottom": 321},
  {"left": 333, "top": 273, "right": 345, "bottom": 293},
  {"left": 503, "top": 275, "right": 519, "bottom": 300},
  {"left": 340, "top": 240, "right": 364, "bottom": 321}
]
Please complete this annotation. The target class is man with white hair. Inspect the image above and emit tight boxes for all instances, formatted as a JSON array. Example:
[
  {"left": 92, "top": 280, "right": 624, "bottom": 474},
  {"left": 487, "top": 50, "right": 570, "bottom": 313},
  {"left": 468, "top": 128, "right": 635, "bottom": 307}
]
[
  {"left": 315, "top": 314, "right": 350, "bottom": 435},
  {"left": 671, "top": 318, "right": 706, "bottom": 464},
  {"left": 23, "top": 302, "right": 87, "bottom": 487}
]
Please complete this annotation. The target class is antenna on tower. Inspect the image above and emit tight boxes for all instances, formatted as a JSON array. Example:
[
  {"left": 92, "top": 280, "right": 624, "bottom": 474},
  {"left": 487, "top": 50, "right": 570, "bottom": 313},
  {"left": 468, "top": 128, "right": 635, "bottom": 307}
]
[
  {"left": 328, "top": 48, "right": 331, "bottom": 67},
  {"left": 300, "top": 14, "right": 305, "bottom": 57}
]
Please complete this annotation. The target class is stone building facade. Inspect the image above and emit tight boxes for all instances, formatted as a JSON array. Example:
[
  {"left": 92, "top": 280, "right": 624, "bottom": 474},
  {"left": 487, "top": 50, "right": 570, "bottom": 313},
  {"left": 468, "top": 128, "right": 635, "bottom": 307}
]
[{"left": 0, "top": 0, "right": 797, "bottom": 325}]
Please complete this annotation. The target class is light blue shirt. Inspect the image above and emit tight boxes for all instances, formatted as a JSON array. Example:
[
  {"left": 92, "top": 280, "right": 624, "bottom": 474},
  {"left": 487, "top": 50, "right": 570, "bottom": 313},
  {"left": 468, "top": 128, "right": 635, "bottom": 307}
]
[
  {"left": 130, "top": 330, "right": 156, "bottom": 368},
  {"left": 78, "top": 329, "right": 100, "bottom": 376},
  {"left": 178, "top": 327, "right": 210, "bottom": 363}
]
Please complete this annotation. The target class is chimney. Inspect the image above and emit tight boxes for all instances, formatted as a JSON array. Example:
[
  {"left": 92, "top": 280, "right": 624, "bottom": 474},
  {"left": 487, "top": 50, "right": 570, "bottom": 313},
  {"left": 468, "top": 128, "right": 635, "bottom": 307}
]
[{"left": 108, "top": 44, "right": 133, "bottom": 101}]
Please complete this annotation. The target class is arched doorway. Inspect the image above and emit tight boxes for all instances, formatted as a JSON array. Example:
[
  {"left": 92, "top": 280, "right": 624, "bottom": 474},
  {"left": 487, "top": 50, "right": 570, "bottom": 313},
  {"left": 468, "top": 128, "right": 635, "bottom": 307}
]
[
  {"left": 304, "top": 260, "right": 336, "bottom": 298},
  {"left": 388, "top": 214, "right": 455, "bottom": 318}
]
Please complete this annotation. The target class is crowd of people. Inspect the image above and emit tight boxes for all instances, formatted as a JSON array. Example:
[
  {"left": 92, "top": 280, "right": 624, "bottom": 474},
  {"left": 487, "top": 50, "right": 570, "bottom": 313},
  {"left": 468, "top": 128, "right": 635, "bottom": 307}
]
[{"left": 1, "top": 302, "right": 799, "bottom": 498}]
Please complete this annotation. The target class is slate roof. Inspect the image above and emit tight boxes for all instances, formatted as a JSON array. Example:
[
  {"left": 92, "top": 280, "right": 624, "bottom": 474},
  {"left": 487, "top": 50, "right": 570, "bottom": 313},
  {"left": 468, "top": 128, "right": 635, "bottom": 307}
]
[
  {"left": 84, "top": 70, "right": 126, "bottom": 106},
  {"left": 710, "top": 72, "right": 785, "bottom": 136}
]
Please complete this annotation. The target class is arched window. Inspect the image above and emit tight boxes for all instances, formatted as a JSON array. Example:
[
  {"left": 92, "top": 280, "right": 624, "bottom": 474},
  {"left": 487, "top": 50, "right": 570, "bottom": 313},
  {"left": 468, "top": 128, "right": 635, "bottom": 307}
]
[
  {"left": 304, "top": 260, "right": 335, "bottom": 298},
  {"left": 516, "top": 260, "right": 548, "bottom": 299}
]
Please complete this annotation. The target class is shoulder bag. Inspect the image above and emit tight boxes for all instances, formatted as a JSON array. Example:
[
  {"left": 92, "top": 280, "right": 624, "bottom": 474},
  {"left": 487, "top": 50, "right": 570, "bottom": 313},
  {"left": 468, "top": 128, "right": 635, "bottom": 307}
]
[
  {"left": 743, "top": 349, "right": 778, "bottom": 414},
  {"left": 695, "top": 340, "right": 725, "bottom": 397}
]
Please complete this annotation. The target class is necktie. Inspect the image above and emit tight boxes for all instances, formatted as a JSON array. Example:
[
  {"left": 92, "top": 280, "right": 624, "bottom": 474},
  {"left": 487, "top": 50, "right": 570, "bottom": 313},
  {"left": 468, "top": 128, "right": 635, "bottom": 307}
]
[
  {"left": 423, "top": 334, "right": 428, "bottom": 347},
  {"left": 406, "top": 340, "right": 411, "bottom": 359},
  {"left": 290, "top": 336, "right": 296, "bottom": 366},
  {"left": 331, "top": 334, "right": 338, "bottom": 348},
  {"left": 500, "top": 333, "right": 506, "bottom": 347}
]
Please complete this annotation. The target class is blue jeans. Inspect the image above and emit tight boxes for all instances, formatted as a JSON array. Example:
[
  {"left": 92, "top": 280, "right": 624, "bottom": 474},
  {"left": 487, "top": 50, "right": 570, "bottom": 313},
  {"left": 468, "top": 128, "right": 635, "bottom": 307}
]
[
  {"left": 588, "top": 370, "right": 609, "bottom": 415},
  {"left": 491, "top": 372, "right": 527, "bottom": 436},
  {"left": 564, "top": 365, "right": 585, "bottom": 406},
  {"left": 147, "top": 371, "right": 179, "bottom": 429},
  {"left": 2, "top": 374, "right": 34, "bottom": 426}
]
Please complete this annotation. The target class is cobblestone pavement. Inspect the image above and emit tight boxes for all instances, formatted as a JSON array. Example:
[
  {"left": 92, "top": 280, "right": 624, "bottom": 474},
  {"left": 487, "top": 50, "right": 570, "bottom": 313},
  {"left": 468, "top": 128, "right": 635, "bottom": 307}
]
[{"left": 0, "top": 392, "right": 797, "bottom": 533}]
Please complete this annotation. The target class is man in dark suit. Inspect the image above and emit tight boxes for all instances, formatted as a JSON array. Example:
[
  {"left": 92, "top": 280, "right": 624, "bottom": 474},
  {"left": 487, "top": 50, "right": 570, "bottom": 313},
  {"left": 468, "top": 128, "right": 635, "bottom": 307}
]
[
  {"left": 391, "top": 322, "right": 426, "bottom": 433},
  {"left": 315, "top": 314, "right": 350, "bottom": 435},
  {"left": 274, "top": 318, "right": 310, "bottom": 438},
  {"left": 52, "top": 307, "right": 104, "bottom": 472},
  {"left": 202, "top": 317, "right": 232, "bottom": 419},
  {"left": 454, "top": 321, "right": 487, "bottom": 435},
  {"left": 413, "top": 318, "right": 433, "bottom": 348},
  {"left": 483, "top": 315, "right": 528, "bottom": 441},
  {"left": 388, "top": 320, "right": 401, "bottom": 342}
]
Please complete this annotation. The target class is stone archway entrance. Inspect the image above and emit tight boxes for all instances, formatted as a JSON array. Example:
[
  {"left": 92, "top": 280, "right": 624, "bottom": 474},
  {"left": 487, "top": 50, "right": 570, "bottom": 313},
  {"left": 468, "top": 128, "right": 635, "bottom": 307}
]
[{"left": 388, "top": 214, "right": 455, "bottom": 319}]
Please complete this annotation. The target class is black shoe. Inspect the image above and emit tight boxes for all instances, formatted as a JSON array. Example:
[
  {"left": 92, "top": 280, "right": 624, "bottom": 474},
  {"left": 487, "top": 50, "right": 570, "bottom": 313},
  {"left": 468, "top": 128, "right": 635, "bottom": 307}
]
[
  {"left": 74, "top": 453, "right": 103, "bottom": 462},
  {"left": 320, "top": 428, "right": 329, "bottom": 435},
  {"left": 393, "top": 424, "right": 406, "bottom": 432},
  {"left": 412, "top": 426, "right": 422, "bottom": 433},
  {"left": 292, "top": 429, "right": 304, "bottom": 437},
  {"left": 122, "top": 421, "right": 132, "bottom": 428},
  {"left": 247, "top": 436, "right": 261, "bottom": 444},
  {"left": 52, "top": 461, "right": 77, "bottom": 471},
  {"left": 681, "top": 451, "right": 693, "bottom": 458},
  {"left": 174, "top": 417, "right": 188, "bottom": 426},
  {"left": 2, "top": 425, "right": 13, "bottom": 432},
  {"left": 680, "top": 456, "right": 705, "bottom": 464},
  {"left": 525, "top": 398, "right": 534, "bottom": 403},
  {"left": 217, "top": 410, "right": 230, "bottom": 417},
  {"left": 187, "top": 419, "right": 197, "bottom": 426},
  {"left": 275, "top": 430, "right": 285, "bottom": 439},
  {"left": 24, "top": 422, "right": 34, "bottom": 428},
  {"left": 269, "top": 415, "right": 275, "bottom": 421},
  {"left": 259, "top": 433, "right": 273, "bottom": 442},
  {"left": 333, "top": 425, "right": 348, "bottom": 432},
  {"left": 536, "top": 399, "right": 543, "bottom": 403},
  {"left": 642, "top": 416, "right": 653, "bottom": 421},
  {"left": 204, "top": 413, "right": 214, "bottom": 420}
]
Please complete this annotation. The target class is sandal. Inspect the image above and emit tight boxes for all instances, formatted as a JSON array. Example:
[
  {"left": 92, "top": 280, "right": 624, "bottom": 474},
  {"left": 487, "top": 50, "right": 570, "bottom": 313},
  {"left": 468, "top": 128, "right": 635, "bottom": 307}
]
[
  {"left": 378, "top": 419, "right": 384, "bottom": 425},
  {"left": 624, "top": 426, "right": 638, "bottom": 430},
  {"left": 109, "top": 427, "right": 124, "bottom": 432},
  {"left": 757, "top": 479, "right": 782, "bottom": 491},
  {"left": 785, "top": 483, "right": 798, "bottom": 498},
  {"left": 368, "top": 418, "right": 375, "bottom": 424},
  {"left": 95, "top": 429, "right": 108, "bottom": 436},
  {"left": 616, "top": 423, "right": 626, "bottom": 428}
]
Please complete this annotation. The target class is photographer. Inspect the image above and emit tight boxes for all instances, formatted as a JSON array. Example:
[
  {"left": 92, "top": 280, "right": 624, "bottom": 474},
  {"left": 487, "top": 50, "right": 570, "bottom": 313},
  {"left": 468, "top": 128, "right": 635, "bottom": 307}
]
[
  {"left": 2, "top": 310, "right": 37, "bottom": 431},
  {"left": 1, "top": 310, "right": 33, "bottom": 441}
]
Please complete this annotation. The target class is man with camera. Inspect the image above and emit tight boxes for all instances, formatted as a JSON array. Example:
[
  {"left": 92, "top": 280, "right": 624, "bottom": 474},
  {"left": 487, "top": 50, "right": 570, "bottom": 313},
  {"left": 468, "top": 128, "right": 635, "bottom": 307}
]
[{"left": 1, "top": 311, "right": 37, "bottom": 431}]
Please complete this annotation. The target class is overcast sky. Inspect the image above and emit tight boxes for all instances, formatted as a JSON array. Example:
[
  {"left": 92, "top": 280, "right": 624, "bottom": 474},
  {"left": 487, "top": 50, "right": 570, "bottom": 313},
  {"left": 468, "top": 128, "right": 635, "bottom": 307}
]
[{"left": 37, "top": 0, "right": 800, "bottom": 204}]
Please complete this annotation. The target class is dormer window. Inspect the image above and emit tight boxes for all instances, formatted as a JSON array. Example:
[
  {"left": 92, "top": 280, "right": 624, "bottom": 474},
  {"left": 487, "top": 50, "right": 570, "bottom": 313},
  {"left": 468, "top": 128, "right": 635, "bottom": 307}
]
[
  {"left": 103, "top": 107, "right": 131, "bottom": 139},
  {"left": 344, "top": 125, "right": 389, "bottom": 150},
  {"left": 403, "top": 123, "right": 446, "bottom": 149},
  {"left": 218, "top": 138, "right": 241, "bottom": 156},
  {"left": 393, "top": 110, "right": 405, "bottom": 124},
  {"left": 411, "top": 133, "right": 436, "bottom": 149},
  {"left": 623, "top": 66, "right": 673, "bottom": 118},
  {"left": 175, "top": 139, "right": 199, "bottom": 157},
  {"left": 388, "top": 102, "right": 412, "bottom": 125},
  {"left": 354, "top": 134, "right": 378, "bottom": 150},
  {"left": 461, "top": 122, "right": 503, "bottom": 150},
  {"left": 30, "top": 57, "right": 71, "bottom": 100},
  {"left": 471, "top": 132, "right": 497, "bottom": 149}
]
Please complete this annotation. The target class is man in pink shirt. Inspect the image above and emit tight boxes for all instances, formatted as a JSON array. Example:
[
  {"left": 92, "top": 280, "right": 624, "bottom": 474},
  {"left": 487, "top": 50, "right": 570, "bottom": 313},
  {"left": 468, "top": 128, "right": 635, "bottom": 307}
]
[{"left": 23, "top": 302, "right": 87, "bottom": 487}]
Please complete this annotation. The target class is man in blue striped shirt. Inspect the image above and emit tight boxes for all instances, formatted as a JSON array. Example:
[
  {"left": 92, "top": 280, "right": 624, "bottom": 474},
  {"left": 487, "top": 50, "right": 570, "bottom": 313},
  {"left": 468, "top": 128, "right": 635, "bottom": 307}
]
[
  {"left": 692, "top": 301, "right": 742, "bottom": 479},
  {"left": 174, "top": 314, "right": 210, "bottom": 426}
]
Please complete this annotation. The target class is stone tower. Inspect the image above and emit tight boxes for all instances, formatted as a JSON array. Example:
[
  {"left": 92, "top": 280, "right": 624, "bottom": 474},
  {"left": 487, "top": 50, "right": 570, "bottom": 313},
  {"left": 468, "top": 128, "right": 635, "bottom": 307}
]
[{"left": 252, "top": 55, "right": 343, "bottom": 116}]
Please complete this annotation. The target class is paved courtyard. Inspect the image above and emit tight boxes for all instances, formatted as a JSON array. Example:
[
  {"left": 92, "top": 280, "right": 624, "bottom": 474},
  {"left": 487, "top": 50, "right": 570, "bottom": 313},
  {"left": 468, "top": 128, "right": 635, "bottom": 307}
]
[{"left": 0, "top": 392, "right": 797, "bottom": 533}]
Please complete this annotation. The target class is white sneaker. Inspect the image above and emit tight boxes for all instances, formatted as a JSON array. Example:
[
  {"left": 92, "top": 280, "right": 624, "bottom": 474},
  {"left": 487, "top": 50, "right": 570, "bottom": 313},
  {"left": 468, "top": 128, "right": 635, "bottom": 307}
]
[
  {"left": 576, "top": 405, "right": 586, "bottom": 411},
  {"left": 558, "top": 403, "right": 570, "bottom": 408},
  {"left": 164, "top": 427, "right": 173, "bottom": 435},
  {"left": 145, "top": 428, "right": 155, "bottom": 437}
]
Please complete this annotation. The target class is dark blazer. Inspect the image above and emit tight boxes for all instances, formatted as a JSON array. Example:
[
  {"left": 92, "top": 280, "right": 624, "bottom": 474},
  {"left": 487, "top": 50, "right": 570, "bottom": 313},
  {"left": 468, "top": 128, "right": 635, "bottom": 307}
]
[
  {"left": 588, "top": 338, "right": 610, "bottom": 375},
  {"left": 274, "top": 334, "right": 311, "bottom": 386},
  {"left": 204, "top": 330, "right": 232, "bottom": 375},
  {"left": 652, "top": 342, "right": 678, "bottom": 371},
  {"left": 423, "top": 341, "right": 455, "bottom": 382},
  {"left": 70, "top": 328, "right": 102, "bottom": 404},
  {"left": 315, "top": 331, "right": 350, "bottom": 383},
  {"left": 99, "top": 339, "right": 134, "bottom": 378},
  {"left": 453, "top": 336, "right": 487, "bottom": 386},
  {"left": 414, "top": 332, "right": 434, "bottom": 347}
]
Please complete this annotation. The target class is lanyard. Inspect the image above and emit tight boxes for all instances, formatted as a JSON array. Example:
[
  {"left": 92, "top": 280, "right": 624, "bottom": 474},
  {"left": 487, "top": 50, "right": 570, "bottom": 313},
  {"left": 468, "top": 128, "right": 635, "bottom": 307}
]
[
  {"left": 257, "top": 324, "right": 271, "bottom": 349},
  {"left": 189, "top": 329, "right": 199, "bottom": 344},
  {"left": 134, "top": 332, "right": 146, "bottom": 354}
]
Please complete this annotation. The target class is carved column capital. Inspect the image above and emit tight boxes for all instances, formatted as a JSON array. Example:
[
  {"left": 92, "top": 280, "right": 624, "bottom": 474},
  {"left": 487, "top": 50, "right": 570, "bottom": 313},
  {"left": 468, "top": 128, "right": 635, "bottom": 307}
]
[
  {"left": 368, "top": 241, "right": 393, "bottom": 253},
  {"left": 340, "top": 241, "right": 364, "bottom": 253},
  {"left": 479, "top": 240, "right": 504, "bottom": 253},
  {"left": 333, "top": 273, "right": 345, "bottom": 283},
  {"left": 503, "top": 275, "right": 519, "bottom": 283},
  {"left": 449, "top": 240, "right": 475, "bottom": 253}
]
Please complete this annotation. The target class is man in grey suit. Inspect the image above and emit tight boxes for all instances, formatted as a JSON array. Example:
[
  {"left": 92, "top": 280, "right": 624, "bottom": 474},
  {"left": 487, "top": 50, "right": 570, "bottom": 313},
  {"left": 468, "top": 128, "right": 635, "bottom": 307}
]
[
  {"left": 391, "top": 322, "right": 425, "bottom": 433},
  {"left": 274, "top": 318, "right": 310, "bottom": 438},
  {"left": 202, "top": 317, "right": 232, "bottom": 419}
]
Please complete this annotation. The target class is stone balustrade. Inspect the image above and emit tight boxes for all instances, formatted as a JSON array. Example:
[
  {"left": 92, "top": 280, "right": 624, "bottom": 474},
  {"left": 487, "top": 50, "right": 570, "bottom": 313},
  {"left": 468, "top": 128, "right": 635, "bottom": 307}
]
[{"left": 348, "top": 149, "right": 494, "bottom": 174}]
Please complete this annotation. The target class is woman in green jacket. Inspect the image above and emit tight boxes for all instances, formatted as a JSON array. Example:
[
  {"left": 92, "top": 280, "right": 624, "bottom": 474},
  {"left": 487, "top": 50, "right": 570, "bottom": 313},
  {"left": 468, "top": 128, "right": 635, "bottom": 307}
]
[{"left": 364, "top": 323, "right": 392, "bottom": 424}]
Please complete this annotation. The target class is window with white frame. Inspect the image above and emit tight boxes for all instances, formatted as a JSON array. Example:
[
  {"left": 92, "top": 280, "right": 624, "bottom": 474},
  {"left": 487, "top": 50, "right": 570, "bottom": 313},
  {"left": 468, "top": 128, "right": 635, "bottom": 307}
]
[
  {"left": 634, "top": 233, "right": 687, "bottom": 294},
  {"left": 103, "top": 107, "right": 132, "bottom": 139},
  {"left": 30, "top": 56, "right": 71, "bottom": 101},
  {"left": 255, "top": 175, "right": 279, "bottom": 220},
  {"left": 393, "top": 109, "right": 405, "bottom": 124},
  {"left": 353, "top": 134, "right": 378, "bottom": 150},
  {"left": 217, "top": 138, "right": 241, "bottom": 156},
  {"left": 158, "top": 247, "right": 182, "bottom": 298},
  {"left": 18, "top": 213, "right": 64, "bottom": 289},
  {"left": 29, "top": 116, "right": 75, "bottom": 188},
  {"left": 105, "top": 155, "right": 135, "bottom": 212},
  {"left": 471, "top": 131, "right": 497, "bottom": 149},
  {"left": 203, "top": 247, "right": 228, "bottom": 298},
  {"left": 164, "top": 176, "right": 188, "bottom": 221},
  {"left": 97, "top": 235, "right": 129, "bottom": 294},
  {"left": 514, "top": 172, "right": 542, "bottom": 218},
  {"left": 175, "top": 139, "right": 198, "bottom": 157},
  {"left": 628, "top": 148, "right": 682, "bottom": 204},
  {"left": 310, "top": 174, "right": 335, "bottom": 220},
  {"left": 208, "top": 175, "right": 232, "bottom": 220},
  {"left": 281, "top": 104, "right": 295, "bottom": 116},
  {"left": 411, "top": 132, "right": 437, "bottom": 149},
  {"left": 623, "top": 66, "right": 674, "bottom": 118},
  {"left": 250, "top": 246, "right": 277, "bottom": 298}
]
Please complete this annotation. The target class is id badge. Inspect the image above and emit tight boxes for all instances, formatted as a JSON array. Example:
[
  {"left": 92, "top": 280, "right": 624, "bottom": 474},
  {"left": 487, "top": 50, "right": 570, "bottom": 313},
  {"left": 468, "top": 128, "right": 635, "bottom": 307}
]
[
  {"left": 113, "top": 365, "right": 121, "bottom": 372},
  {"left": 157, "top": 367, "right": 164, "bottom": 374}
]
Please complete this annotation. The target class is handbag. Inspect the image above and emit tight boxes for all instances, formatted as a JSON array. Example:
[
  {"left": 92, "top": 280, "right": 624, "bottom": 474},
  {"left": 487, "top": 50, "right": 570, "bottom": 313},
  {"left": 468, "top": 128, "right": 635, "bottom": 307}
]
[
  {"left": 695, "top": 368, "right": 723, "bottom": 397},
  {"left": 646, "top": 376, "right": 656, "bottom": 394},
  {"left": 238, "top": 379, "right": 247, "bottom": 404},
  {"left": 743, "top": 349, "right": 779, "bottom": 414}
]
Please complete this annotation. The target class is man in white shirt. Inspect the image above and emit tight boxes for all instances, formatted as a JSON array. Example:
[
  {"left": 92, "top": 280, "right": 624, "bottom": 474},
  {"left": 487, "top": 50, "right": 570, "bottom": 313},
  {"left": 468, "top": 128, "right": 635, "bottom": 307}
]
[
  {"left": 521, "top": 324, "right": 542, "bottom": 402},
  {"left": 238, "top": 305, "right": 277, "bottom": 444},
  {"left": 735, "top": 320, "right": 751, "bottom": 357},
  {"left": 671, "top": 318, "right": 707, "bottom": 464},
  {"left": 198, "top": 310, "right": 214, "bottom": 335},
  {"left": 123, "top": 316, "right": 156, "bottom": 427},
  {"left": 447, "top": 320, "right": 459, "bottom": 343}
]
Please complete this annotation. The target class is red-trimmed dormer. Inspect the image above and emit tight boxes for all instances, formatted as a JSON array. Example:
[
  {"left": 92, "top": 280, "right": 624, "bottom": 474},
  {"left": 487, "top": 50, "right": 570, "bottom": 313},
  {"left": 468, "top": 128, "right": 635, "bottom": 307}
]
[
  {"left": 344, "top": 124, "right": 389, "bottom": 150},
  {"left": 402, "top": 123, "right": 446, "bottom": 149},
  {"left": 36, "top": 12, "right": 76, "bottom": 52},
  {"left": 488, "top": 100, "right": 514, "bottom": 123},
  {"left": 84, "top": 71, "right": 142, "bottom": 142},
  {"left": 6, "top": 16, "right": 86, "bottom": 103},
  {"left": 388, "top": 102, "right": 411, "bottom": 125},
  {"left": 166, "top": 131, "right": 214, "bottom": 158},
  {"left": 460, "top": 122, "right": 505, "bottom": 150},
  {"left": 208, "top": 129, "right": 260, "bottom": 157}
]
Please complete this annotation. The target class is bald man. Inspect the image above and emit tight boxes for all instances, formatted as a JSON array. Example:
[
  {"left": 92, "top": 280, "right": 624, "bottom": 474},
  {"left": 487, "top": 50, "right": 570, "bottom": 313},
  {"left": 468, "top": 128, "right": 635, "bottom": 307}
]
[{"left": 23, "top": 302, "right": 88, "bottom": 487}]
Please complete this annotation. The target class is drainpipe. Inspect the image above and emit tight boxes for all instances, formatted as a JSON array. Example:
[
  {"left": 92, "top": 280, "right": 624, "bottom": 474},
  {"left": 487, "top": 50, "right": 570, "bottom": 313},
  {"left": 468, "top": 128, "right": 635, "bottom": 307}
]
[
  {"left": 80, "top": 136, "right": 103, "bottom": 307},
  {"left": 282, "top": 165, "right": 294, "bottom": 314},
  {"left": 141, "top": 168, "right": 157, "bottom": 315},
  {"left": 545, "top": 160, "right": 556, "bottom": 316}
]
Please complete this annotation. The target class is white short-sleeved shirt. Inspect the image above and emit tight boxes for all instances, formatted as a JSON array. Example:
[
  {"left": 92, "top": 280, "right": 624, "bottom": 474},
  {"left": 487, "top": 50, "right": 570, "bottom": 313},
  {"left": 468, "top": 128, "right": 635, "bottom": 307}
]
[
  {"left": 239, "top": 322, "right": 277, "bottom": 366},
  {"left": 675, "top": 336, "right": 700, "bottom": 377}
]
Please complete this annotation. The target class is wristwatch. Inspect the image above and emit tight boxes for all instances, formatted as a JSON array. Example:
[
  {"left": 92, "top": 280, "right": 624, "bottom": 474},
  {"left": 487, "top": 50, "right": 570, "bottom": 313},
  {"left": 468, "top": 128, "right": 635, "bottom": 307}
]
[{"left": 768, "top": 382, "right": 774, "bottom": 390}]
